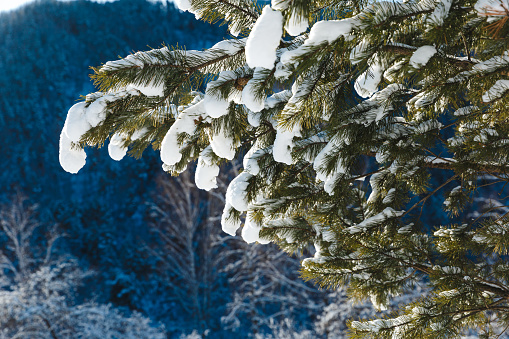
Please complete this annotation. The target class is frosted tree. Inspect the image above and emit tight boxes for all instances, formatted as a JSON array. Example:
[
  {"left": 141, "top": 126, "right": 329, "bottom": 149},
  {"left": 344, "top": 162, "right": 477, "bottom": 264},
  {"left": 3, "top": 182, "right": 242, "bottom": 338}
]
[
  {"left": 147, "top": 170, "right": 226, "bottom": 334},
  {"left": 59, "top": 0, "right": 509, "bottom": 336},
  {"left": 220, "top": 239, "right": 326, "bottom": 333},
  {"left": 0, "top": 195, "right": 166, "bottom": 338},
  {"left": 148, "top": 165, "right": 328, "bottom": 336}
]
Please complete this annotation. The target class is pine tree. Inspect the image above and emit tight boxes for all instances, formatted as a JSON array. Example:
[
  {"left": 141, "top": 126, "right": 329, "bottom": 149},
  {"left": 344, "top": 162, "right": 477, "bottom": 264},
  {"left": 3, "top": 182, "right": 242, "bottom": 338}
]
[{"left": 59, "top": 0, "right": 509, "bottom": 336}]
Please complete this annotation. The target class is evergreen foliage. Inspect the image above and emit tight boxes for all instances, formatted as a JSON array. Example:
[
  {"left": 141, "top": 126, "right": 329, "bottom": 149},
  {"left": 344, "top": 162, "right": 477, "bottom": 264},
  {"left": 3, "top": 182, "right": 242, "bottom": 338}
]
[
  {"left": 60, "top": 0, "right": 509, "bottom": 336},
  {"left": 2, "top": 1, "right": 349, "bottom": 336}
]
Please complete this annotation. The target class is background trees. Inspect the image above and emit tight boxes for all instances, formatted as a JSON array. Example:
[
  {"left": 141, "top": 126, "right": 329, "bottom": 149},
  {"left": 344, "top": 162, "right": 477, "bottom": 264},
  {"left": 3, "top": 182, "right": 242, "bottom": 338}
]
[
  {"left": 0, "top": 1, "right": 226, "bottom": 334},
  {"left": 146, "top": 170, "right": 227, "bottom": 334},
  {"left": 0, "top": 194, "right": 165, "bottom": 338},
  {"left": 147, "top": 165, "right": 337, "bottom": 336}
]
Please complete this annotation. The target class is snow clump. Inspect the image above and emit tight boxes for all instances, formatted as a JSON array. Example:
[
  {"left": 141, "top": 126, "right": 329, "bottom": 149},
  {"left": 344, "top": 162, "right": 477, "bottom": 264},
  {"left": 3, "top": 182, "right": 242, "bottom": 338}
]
[
  {"left": 85, "top": 96, "right": 109, "bottom": 127},
  {"left": 62, "top": 102, "right": 91, "bottom": 143},
  {"left": 242, "top": 212, "right": 270, "bottom": 244},
  {"left": 160, "top": 98, "right": 208, "bottom": 166},
  {"left": 175, "top": 0, "right": 192, "bottom": 11},
  {"left": 203, "top": 71, "right": 236, "bottom": 118},
  {"left": 285, "top": 11, "right": 309, "bottom": 36},
  {"left": 60, "top": 95, "right": 111, "bottom": 173},
  {"left": 475, "top": 0, "right": 509, "bottom": 21},
  {"left": 273, "top": 123, "right": 301, "bottom": 165},
  {"left": 245, "top": 6, "right": 283, "bottom": 69},
  {"left": 354, "top": 60, "right": 384, "bottom": 98},
  {"left": 195, "top": 146, "right": 220, "bottom": 191},
  {"left": 225, "top": 171, "right": 252, "bottom": 212},
  {"left": 281, "top": 17, "right": 360, "bottom": 64},
  {"left": 221, "top": 203, "right": 242, "bottom": 236},
  {"left": 59, "top": 131, "right": 87, "bottom": 174},
  {"left": 209, "top": 124, "right": 238, "bottom": 160},
  {"left": 409, "top": 45, "right": 437, "bottom": 69},
  {"left": 108, "top": 133, "right": 128, "bottom": 161},
  {"left": 242, "top": 68, "right": 268, "bottom": 112},
  {"left": 482, "top": 80, "right": 509, "bottom": 102}
]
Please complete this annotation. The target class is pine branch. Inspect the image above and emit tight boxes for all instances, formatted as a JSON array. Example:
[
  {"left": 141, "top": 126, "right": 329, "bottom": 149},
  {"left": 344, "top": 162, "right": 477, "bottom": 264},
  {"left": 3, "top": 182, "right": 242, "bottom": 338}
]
[
  {"left": 216, "top": 0, "right": 258, "bottom": 20},
  {"left": 381, "top": 45, "right": 475, "bottom": 70}
]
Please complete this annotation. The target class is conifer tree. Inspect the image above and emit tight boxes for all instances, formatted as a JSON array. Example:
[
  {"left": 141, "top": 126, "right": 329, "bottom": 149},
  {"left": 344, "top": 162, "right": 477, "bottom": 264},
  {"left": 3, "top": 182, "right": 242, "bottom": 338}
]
[{"left": 59, "top": 0, "right": 509, "bottom": 336}]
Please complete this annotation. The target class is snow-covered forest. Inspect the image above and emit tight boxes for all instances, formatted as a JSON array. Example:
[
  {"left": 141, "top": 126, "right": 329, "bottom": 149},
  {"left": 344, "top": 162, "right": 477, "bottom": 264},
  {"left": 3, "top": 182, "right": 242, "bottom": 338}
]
[{"left": 5, "top": 0, "right": 509, "bottom": 337}]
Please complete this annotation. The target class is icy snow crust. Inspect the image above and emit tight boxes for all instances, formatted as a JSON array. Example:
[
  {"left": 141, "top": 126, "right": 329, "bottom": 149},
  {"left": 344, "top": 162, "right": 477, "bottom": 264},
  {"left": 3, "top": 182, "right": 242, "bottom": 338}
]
[
  {"left": 447, "top": 55, "right": 509, "bottom": 83},
  {"left": 345, "top": 208, "right": 404, "bottom": 234},
  {"left": 127, "top": 81, "right": 165, "bottom": 97},
  {"left": 100, "top": 40, "right": 245, "bottom": 74},
  {"left": 427, "top": 0, "right": 453, "bottom": 26},
  {"left": 313, "top": 133, "right": 347, "bottom": 194}
]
